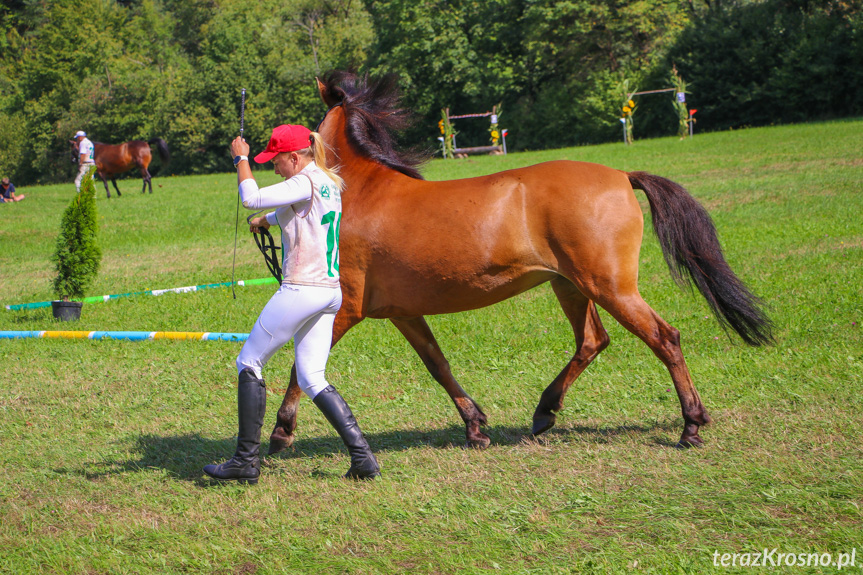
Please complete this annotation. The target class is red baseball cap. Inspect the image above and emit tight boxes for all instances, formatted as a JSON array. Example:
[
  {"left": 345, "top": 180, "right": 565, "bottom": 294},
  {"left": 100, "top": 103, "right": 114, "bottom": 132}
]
[{"left": 253, "top": 124, "right": 312, "bottom": 163}]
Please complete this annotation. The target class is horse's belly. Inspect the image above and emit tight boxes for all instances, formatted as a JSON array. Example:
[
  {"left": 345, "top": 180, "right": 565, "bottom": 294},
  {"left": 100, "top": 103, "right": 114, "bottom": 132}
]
[{"left": 363, "top": 267, "right": 555, "bottom": 317}]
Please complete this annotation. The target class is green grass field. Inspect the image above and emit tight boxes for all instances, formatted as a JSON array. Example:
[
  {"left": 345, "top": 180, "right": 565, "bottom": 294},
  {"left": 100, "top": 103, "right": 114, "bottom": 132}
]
[{"left": 1, "top": 120, "right": 861, "bottom": 574}]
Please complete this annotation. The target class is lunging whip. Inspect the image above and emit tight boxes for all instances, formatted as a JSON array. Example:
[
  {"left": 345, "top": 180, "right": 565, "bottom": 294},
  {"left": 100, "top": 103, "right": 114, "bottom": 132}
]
[{"left": 231, "top": 88, "right": 246, "bottom": 299}]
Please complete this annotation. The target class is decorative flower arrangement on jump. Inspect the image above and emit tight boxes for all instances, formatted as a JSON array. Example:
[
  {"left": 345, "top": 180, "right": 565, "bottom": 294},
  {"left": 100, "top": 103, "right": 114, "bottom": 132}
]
[
  {"left": 618, "top": 79, "right": 637, "bottom": 144},
  {"left": 438, "top": 109, "right": 457, "bottom": 159},
  {"left": 489, "top": 104, "right": 501, "bottom": 147},
  {"left": 671, "top": 65, "right": 690, "bottom": 139}
]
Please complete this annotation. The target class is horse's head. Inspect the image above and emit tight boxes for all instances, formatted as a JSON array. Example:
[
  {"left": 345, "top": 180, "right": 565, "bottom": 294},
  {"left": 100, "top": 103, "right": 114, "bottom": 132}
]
[
  {"left": 69, "top": 139, "right": 79, "bottom": 164},
  {"left": 315, "top": 71, "right": 428, "bottom": 180}
]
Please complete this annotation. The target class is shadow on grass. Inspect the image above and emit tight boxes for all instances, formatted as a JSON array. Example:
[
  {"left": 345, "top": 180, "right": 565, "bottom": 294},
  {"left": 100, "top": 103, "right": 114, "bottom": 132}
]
[
  {"left": 4, "top": 309, "right": 53, "bottom": 324},
  {"left": 53, "top": 418, "right": 685, "bottom": 483}
]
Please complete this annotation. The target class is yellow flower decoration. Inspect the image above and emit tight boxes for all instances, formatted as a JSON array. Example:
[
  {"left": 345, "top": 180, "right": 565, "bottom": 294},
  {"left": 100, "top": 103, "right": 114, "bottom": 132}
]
[
  {"left": 491, "top": 130, "right": 499, "bottom": 139},
  {"left": 438, "top": 120, "right": 445, "bottom": 135},
  {"left": 622, "top": 106, "right": 632, "bottom": 115},
  {"left": 628, "top": 99, "right": 635, "bottom": 108}
]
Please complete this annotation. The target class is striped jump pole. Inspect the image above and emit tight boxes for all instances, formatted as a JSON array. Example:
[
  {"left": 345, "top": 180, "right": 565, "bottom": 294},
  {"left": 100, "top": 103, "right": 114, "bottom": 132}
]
[
  {"left": 0, "top": 331, "right": 249, "bottom": 342},
  {"left": 5, "top": 277, "right": 278, "bottom": 311}
]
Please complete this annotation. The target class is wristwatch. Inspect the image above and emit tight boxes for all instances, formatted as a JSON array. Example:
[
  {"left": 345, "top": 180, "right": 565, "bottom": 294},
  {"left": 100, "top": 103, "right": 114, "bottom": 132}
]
[{"left": 233, "top": 155, "right": 248, "bottom": 167}]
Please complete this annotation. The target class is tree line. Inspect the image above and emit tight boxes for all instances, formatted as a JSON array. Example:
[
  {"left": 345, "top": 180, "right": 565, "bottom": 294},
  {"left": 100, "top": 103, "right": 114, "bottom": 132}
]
[{"left": 1, "top": 0, "right": 860, "bottom": 185}]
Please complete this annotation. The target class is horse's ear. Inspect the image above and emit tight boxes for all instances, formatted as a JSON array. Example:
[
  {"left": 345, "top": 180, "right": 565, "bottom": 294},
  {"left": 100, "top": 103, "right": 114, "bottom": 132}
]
[{"left": 316, "top": 77, "right": 338, "bottom": 107}]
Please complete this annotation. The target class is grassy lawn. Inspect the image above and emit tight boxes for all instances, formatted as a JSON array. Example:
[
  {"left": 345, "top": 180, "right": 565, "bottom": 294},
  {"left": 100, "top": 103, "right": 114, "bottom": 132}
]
[{"left": 1, "top": 119, "right": 861, "bottom": 574}]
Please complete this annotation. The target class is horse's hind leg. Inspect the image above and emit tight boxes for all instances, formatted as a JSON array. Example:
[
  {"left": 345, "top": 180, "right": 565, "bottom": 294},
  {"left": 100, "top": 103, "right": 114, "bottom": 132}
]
[
  {"left": 596, "top": 291, "right": 710, "bottom": 447},
  {"left": 111, "top": 178, "right": 121, "bottom": 197},
  {"left": 532, "top": 277, "right": 610, "bottom": 436},
  {"left": 141, "top": 168, "right": 152, "bottom": 194},
  {"left": 390, "top": 316, "right": 490, "bottom": 448}
]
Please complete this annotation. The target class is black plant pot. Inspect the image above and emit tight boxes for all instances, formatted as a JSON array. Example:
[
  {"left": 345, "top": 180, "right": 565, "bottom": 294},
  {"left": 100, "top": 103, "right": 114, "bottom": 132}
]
[{"left": 52, "top": 300, "right": 83, "bottom": 321}]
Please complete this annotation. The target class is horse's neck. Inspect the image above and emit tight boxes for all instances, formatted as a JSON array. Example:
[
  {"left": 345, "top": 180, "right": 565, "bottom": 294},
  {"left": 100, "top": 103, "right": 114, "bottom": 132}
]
[{"left": 343, "top": 160, "right": 418, "bottom": 198}]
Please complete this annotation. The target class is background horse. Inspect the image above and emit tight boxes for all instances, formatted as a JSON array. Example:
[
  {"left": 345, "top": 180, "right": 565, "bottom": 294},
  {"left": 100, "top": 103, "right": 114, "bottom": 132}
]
[
  {"left": 266, "top": 71, "right": 773, "bottom": 454},
  {"left": 70, "top": 138, "right": 169, "bottom": 198}
]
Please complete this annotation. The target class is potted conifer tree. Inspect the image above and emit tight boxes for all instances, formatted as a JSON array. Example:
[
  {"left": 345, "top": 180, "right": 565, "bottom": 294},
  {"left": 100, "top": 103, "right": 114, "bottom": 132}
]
[{"left": 51, "top": 169, "right": 101, "bottom": 321}]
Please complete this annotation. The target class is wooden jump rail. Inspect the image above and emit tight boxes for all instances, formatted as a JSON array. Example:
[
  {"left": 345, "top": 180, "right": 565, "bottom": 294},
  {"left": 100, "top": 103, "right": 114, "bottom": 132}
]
[
  {"left": 628, "top": 88, "right": 676, "bottom": 97},
  {"left": 448, "top": 112, "right": 495, "bottom": 120},
  {"left": 440, "top": 105, "right": 508, "bottom": 157},
  {"left": 453, "top": 145, "right": 503, "bottom": 155}
]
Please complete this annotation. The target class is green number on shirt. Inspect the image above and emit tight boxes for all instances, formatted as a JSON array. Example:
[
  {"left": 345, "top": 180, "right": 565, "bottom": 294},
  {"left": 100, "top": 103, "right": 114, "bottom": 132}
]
[{"left": 321, "top": 211, "right": 341, "bottom": 277}]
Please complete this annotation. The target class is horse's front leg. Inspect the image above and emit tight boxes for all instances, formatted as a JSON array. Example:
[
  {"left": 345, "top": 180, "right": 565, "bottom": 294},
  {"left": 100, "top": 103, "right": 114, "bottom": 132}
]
[
  {"left": 390, "top": 316, "right": 490, "bottom": 448},
  {"left": 111, "top": 178, "right": 121, "bottom": 197},
  {"left": 268, "top": 305, "right": 363, "bottom": 455},
  {"left": 268, "top": 365, "right": 302, "bottom": 454}
]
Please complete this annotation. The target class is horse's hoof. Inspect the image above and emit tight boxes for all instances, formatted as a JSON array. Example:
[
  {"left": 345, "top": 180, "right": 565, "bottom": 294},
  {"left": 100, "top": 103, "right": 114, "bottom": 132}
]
[
  {"left": 675, "top": 435, "right": 704, "bottom": 449},
  {"left": 267, "top": 431, "right": 295, "bottom": 455},
  {"left": 531, "top": 413, "right": 556, "bottom": 436},
  {"left": 466, "top": 433, "right": 491, "bottom": 449}
]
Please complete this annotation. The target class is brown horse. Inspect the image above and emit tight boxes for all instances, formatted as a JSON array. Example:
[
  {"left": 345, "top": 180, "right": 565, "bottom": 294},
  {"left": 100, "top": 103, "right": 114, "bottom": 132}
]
[
  {"left": 70, "top": 138, "right": 169, "bottom": 198},
  {"left": 265, "top": 71, "right": 773, "bottom": 454}
]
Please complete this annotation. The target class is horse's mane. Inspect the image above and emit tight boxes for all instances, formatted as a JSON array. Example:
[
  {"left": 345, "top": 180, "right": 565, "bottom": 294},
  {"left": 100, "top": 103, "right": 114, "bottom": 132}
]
[{"left": 321, "top": 71, "right": 430, "bottom": 180}]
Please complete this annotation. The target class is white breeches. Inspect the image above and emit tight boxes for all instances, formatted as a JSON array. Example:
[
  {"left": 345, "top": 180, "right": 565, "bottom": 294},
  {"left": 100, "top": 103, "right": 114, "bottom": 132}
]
[
  {"left": 236, "top": 283, "right": 342, "bottom": 400},
  {"left": 75, "top": 163, "right": 95, "bottom": 191}
]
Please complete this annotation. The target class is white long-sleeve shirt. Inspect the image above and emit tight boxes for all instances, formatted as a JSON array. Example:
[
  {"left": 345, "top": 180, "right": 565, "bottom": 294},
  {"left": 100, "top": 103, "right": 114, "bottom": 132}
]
[{"left": 238, "top": 162, "right": 342, "bottom": 287}]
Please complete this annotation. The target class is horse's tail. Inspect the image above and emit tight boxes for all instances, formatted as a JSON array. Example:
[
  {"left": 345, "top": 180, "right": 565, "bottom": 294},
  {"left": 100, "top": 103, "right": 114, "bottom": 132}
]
[
  {"left": 628, "top": 171, "right": 774, "bottom": 346},
  {"left": 148, "top": 138, "right": 170, "bottom": 172}
]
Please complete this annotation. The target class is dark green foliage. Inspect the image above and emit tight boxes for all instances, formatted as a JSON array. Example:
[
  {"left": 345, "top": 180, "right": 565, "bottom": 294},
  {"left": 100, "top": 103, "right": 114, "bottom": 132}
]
[
  {"left": 1, "top": 0, "right": 376, "bottom": 185},
  {"left": 665, "top": 0, "right": 863, "bottom": 132},
  {"left": 363, "top": 0, "right": 689, "bottom": 150},
  {"left": 52, "top": 170, "right": 101, "bottom": 300},
  {"left": 1, "top": 0, "right": 860, "bottom": 184}
]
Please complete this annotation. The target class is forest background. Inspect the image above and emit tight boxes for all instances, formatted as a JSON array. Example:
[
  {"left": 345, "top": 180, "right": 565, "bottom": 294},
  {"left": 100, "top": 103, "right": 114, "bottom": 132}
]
[{"left": 1, "top": 0, "right": 861, "bottom": 186}]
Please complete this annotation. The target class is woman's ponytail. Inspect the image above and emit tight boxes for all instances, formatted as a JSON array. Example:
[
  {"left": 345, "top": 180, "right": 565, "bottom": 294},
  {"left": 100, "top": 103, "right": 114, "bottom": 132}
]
[{"left": 307, "top": 132, "right": 344, "bottom": 191}]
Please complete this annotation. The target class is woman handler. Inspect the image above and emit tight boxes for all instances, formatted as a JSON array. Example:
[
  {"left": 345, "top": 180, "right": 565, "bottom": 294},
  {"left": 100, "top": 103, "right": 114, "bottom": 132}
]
[{"left": 204, "top": 124, "right": 380, "bottom": 484}]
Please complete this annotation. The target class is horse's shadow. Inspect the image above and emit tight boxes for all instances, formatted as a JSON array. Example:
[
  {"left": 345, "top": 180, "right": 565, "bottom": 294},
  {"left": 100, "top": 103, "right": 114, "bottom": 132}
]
[{"left": 54, "top": 419, "right": 683, "bottom": 483}]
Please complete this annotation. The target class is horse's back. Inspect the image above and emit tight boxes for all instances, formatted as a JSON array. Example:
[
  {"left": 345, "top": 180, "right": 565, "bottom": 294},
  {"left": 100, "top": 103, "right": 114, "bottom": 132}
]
[
  {"left": 482, "top": 160, "right": 632, "bottom": 200},
  {"left": 410, "top": 160, "right": 635, "bottom": 206},
  {"left": 406, "top": 160, "right": 641, "bottom": 237}
]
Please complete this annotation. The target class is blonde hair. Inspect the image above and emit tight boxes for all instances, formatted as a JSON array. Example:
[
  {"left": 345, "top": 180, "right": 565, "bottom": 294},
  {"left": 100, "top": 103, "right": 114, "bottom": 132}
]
[{"left": 298, "top": 132, "right": 344, "bottom": 191}]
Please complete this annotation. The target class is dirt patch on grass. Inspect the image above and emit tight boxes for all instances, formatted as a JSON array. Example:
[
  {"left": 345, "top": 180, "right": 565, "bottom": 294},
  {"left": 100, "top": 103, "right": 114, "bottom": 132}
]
[{"left": 214, "top": 563, "right": 258, "bottom": 575}]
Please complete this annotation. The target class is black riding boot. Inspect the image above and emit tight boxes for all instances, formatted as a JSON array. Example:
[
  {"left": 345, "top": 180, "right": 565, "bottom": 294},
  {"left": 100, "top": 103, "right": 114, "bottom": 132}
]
[
  {"left": 203, "top": 368, "right": 267, "bottom": 485},
  {"left": 313, "top": 386, "right": 381, "bottom": 480}
]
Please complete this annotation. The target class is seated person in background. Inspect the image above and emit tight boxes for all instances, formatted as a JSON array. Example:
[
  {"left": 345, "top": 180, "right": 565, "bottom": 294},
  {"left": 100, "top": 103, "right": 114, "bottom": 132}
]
[{"left": 1, "top": 177, "right": 25, "bottom": 202}]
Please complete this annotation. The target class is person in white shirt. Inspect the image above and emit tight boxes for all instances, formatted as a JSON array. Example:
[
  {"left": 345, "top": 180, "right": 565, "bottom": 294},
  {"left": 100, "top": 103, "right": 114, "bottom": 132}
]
[
  {"left": 73, "top": 130, "right": 96, "bottom": 192},
  {"left": 203, "top": 124, "right": 380, "bottom": 485}
]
